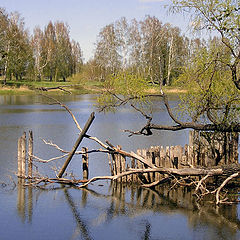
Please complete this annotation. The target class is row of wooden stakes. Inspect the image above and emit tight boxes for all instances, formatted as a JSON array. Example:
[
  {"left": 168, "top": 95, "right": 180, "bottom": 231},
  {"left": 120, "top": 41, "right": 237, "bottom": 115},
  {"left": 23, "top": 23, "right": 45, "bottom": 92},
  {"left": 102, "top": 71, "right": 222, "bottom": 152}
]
[
  {"left": 109, "top": 145, "right": 194, "bottom": 183},
  {"left": 17, "top": 131, "right": 89, "bottom": 180}
]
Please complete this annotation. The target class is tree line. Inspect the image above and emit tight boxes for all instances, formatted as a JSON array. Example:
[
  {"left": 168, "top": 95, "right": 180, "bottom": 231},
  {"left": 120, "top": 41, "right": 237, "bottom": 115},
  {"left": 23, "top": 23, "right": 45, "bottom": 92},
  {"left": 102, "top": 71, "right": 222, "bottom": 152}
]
[
  {"left": 93, "top": 16, "right": 189, "bottom": 86},
  {"left": 0, "top": 8, "right": 83, "bottom": 83},
  {"left": 0, "top": 6, "right": 233, "bottom": 90},
  {"left": 83, "top": 15, "right": 214, "bottom": 87}
]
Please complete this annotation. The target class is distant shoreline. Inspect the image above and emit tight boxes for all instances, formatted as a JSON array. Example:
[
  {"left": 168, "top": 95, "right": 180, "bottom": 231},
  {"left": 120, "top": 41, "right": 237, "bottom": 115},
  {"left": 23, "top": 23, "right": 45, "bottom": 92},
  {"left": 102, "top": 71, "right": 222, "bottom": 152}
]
[{"left": 0, "top": 82, "right": 187, "bottom": 96}]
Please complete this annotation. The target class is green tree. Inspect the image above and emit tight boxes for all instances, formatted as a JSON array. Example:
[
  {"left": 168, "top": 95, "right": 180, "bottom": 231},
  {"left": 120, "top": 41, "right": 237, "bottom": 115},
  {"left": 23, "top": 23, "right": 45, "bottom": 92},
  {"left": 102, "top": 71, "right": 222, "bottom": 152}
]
[
  {"left": 98, "top": 0, "right": 240, "bottom": 134},
  {"left": 94, "top": 23, "right": 122, "bottom": 80},
  {"left": 54, "top": 21, "right": 73, "bottom": 81},
  {"left": 0, "top": 8, "right": 9, "bottom": 78},
  {"left": 31, "top": 21, "right": 82, "bottom": 82},
  {"left": 71, "top": 39, "right": 83, "bottom": 75},
  {"left": 32, "top": 26, "right": 50, "bottom": 81},
  {"left": 171, "top": 0, "right": 240, "bottom": 90},
  {"left": 1, "top": 11, "right": 32, "bottom": 82},
  {"left": 43, "top": 21, "right": 57, "bottom": 81}
]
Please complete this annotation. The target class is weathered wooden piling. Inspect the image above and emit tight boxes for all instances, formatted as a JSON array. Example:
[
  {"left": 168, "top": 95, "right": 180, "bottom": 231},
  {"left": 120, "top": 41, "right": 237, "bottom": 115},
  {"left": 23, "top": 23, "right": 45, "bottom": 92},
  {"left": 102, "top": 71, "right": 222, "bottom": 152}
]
[
  {"left": 17, "top": 137, "right": 23, "bottom": 177},
  {"left": 21, "top": 132, "right": 26, "bottom": 177},
  {"left": 17, "top": 132, "right": 26, "bottom": 178},
  {"left": 82, "top": 147, "right": 89, "bottom": 180},
  {"left": 28, "top": 131, "right": 33, "bottom": 178}
]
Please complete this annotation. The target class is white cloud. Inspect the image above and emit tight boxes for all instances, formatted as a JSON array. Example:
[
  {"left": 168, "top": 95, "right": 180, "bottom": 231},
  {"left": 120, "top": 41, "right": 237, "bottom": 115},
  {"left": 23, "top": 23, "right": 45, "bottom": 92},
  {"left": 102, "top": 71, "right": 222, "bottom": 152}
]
[{"left": 139, "top": 0, "right": 165, "bottom": 2}]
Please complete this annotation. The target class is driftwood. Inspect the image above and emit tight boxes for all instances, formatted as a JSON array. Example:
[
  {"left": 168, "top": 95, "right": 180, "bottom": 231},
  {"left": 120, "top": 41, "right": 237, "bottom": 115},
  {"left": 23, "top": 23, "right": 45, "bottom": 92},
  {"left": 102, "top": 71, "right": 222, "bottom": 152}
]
[{"left": 21, "top": 163, "right": 240, "bottom": 205}]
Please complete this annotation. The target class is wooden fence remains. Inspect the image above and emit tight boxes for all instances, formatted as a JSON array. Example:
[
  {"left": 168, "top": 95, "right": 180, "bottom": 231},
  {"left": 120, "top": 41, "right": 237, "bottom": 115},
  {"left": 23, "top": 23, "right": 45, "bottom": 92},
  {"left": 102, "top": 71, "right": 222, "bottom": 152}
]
[
  {"left": 109, "top": 131, "right": 239, "bottom": 183},
  {"left": 17, "top": 130, "right": 239, "bottom": 184},
  {"left": 17, "top": 131, "right": 90, "bottom": 180}
]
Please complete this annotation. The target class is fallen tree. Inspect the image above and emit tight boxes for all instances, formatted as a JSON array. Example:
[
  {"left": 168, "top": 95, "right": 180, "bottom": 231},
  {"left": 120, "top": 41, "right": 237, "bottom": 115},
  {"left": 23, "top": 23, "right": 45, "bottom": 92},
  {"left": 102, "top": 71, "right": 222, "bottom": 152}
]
[{"left": 24, "top": 162, "right": 240, "bottom": 205}]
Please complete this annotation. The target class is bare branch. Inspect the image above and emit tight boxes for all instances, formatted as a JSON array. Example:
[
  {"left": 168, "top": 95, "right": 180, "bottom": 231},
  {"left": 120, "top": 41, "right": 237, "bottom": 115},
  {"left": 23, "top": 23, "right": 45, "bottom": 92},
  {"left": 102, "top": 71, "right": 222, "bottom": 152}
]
[
  {"left": 216, "top": 172, "right": 239, "bottom": 205},
  {"left": 41, "top": 139, "right": 69, "bottom": 153},
  {"left": 41, "top": 94, "right": 82, "bottom": 132},
  {"left": 32, "top": 153, "right": 69, "bottom": 163}
]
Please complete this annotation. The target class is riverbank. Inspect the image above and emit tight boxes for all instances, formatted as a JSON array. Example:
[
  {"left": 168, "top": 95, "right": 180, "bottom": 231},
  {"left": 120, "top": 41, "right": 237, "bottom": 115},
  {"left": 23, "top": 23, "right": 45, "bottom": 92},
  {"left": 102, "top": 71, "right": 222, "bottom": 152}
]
[{"left": 0, "top": 80, "right": 187, "bottom": 95}]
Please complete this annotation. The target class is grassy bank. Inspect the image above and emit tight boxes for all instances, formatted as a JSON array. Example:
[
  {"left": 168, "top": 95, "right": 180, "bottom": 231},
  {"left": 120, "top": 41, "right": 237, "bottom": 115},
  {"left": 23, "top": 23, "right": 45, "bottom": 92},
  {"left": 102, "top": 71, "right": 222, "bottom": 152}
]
[
  {"left": 0, "top": 80, "right": 103, "bottom": 95},
  {"left": 0, "top": 79, "right": 186, "bottom": 95}
]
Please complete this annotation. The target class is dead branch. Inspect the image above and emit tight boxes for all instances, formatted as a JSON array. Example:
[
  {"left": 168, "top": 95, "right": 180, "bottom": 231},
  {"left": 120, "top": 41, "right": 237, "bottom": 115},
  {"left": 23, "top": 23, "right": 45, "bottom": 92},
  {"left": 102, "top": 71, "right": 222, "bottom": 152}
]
[
  {"left": 40, "top": 94, "right": 114, "bottom": 152},
  {"left": 32, "top": 153, "right": 69, "bottom": 163},
  {"left": 195, "top": 174, "right": 211, "bottom": 194},
  {"left": 102, "top": 91, "right": 240, "bottom": 134},
  {"left": 25, "top": 177, "right": 88, "bottom": 186},
  {"left": 41, "top": 94, "right": 83, "bottom": 131},
  {"left": 216, "top": 172, "right": 239, "bottom": 205},
  {"left": 77, "top": 176, "right": 114, "bottom": 188},
  {"left": 41, "top": 139, "right": 69, "bottom": 153},
  {"left": 141, "top": 176, "right": 172, "bottom": 188},
  {"left": 106, "top": 140, "right": 155, "bottom": 168},
  {"left": 75, "top": 167, "right": 224, "bottom": 189},
  {"left": 39, "top": 139, "right": 111, "bottom": 156},
  {"left": 36, "top": 85, "right": 74, "bottom": 94}
]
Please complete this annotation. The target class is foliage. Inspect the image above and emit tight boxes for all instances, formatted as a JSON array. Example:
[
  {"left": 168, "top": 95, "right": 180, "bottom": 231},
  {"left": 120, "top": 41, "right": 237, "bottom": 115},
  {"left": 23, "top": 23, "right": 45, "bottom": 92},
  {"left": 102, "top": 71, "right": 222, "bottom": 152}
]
[
  {"left": 93, "top": 16, "right": 189, "bottom": 86},
  {"left": 0, "top": 8, "right": 83, "bottom": 83},
  {"left": 177, "top": 39, "right": 240, "bottom": 126},
  {"left": 171, "top": 0, "right": 240, "bottom": 128},
  {"left": 96, "top": 0, "right": 240, "bottom": 133},
  {"left": 31, "top": 21, "right": 83, "bottom": 82},
  {"left": 97, "top": 71, "right": 150, "bottom": 112}
]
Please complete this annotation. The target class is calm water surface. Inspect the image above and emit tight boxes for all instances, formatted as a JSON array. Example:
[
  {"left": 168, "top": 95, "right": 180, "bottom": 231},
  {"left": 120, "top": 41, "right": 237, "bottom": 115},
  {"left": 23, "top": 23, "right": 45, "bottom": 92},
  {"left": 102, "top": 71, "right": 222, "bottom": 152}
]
[{"left": 0, "top": 94, "right": 239, "bottom": 240}]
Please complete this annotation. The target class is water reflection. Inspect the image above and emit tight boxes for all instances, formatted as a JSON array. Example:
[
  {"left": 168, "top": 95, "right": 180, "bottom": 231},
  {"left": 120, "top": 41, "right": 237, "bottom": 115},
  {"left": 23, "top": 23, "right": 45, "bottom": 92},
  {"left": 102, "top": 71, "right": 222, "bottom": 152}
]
[
  {"left": 0, "top": 93, "right": 238, "bottom": 240},
  {"left": 64, "top": 189, "right": 92, "bottom": 240},
  {"left": 16, "top": 182, "right": 240, "bottom": 240},
  {"left": 17, "top": 179, "right": 33, "bottom": 223}
]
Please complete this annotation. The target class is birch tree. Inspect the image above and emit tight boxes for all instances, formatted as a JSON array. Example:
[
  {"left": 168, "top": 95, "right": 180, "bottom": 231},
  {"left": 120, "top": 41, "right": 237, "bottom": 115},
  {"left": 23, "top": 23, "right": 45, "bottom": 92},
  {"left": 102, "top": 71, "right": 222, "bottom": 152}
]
[
  {"left": 32, "top": 26, "right": 51, "bottom": 81},
  {"left": 94, "top": 24, "right": 121, "bottom": 80}
]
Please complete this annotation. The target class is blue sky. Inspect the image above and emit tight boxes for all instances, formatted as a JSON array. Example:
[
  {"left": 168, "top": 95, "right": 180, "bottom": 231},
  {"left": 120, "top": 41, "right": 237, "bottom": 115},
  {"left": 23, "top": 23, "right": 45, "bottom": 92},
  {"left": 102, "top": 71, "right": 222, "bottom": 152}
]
[{"left": 1, "top": 0, "right": 190, "bottom": 61}]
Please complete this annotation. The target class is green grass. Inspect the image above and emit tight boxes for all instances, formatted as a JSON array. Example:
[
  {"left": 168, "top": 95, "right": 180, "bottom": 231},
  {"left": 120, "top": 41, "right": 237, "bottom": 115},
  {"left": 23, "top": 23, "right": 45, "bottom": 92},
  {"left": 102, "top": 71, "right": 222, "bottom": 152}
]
[
  {"left": 0, "top": 79, "right": 105, "bottom": 95},
  {"left": 0, "top": 78, "right": 186, "bottom": 96}
]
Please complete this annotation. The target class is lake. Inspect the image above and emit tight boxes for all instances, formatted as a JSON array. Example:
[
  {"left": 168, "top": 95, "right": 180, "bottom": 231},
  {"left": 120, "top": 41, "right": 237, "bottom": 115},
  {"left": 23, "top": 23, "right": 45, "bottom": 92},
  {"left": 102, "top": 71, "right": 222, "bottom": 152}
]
[{"left": 0, "top": 94, "right": 239, "bottom": 240}]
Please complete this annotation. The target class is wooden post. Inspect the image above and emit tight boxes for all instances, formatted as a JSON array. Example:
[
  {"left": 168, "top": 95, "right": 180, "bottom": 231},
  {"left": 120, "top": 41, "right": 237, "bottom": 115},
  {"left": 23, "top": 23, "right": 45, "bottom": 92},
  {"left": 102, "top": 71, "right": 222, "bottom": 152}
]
[
  {"left": 21, "top": 132, "right": 26, "bottom": 178},
  {"left": 170, "top": 146, "right": 174, "bottom": 168},
  {"left": 82, "top": 147, "right": 89, "bottom": 180},
  {"left": 57, "top": 112, "right": 95, "bottom": 178},
  {"left": 108, "top": 154, "right": 113, "bottom": 176},
  {"left": 131, "top": 157, "right": 137, "bottom": 183},
  {"left": 111, "top": 153, "right": 116, "bottom": 176},
  {"left": 160, "top": 146, "right": 165, "bottom": 167},
  {"left": 142, "top": 149, "right": 150, "bottom": 182},
  {"left": 189, "top": 131, "right": 193, "bottom": 146},
  {"left": 115, "top": 146, "right": 122, "bottom": 182},
  {"left": 166, "top": 146, "right": 170, "bottom": 168},
  {"left": 188, "top": 145, "right": 193, "bottom": 166},
  {"left": 193, "top": 130, "right": 200, "bottom": 166},
  {"left": 121, "top": 154, "right": 126, "bottom": 183},
  {"left": 17, "top": 136, "right": 23, "bottom": 177},
  {"left": 233, "top": 132, "right": 239, "bottom": 163},
  {"left": 154, "top": 146, "right": 160, "bottom": 181},
  {"left": 136, "top": 149, "right": 144, "bottom": 184},
  {"left": 28, "top": 131, "right": 33, "bottom": 178},
  {"left": 150, "top": 148, "right": 155, "bottom": 182}
]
